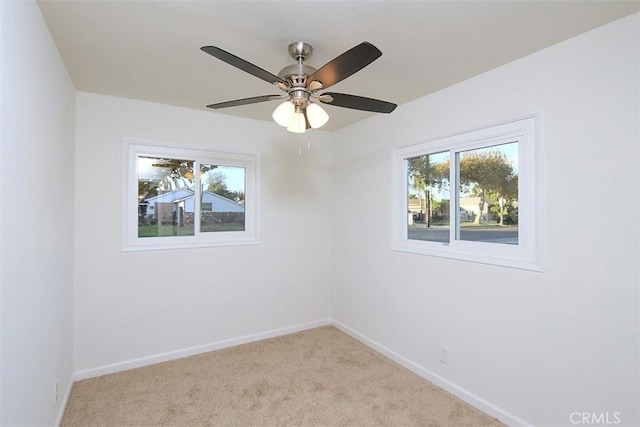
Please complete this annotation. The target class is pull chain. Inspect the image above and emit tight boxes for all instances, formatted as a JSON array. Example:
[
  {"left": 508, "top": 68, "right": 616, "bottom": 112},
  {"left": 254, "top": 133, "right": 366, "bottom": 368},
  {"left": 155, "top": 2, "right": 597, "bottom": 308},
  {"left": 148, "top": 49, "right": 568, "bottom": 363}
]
[{"left": 297, "top": 137, "right": 311, "bottom": 155}]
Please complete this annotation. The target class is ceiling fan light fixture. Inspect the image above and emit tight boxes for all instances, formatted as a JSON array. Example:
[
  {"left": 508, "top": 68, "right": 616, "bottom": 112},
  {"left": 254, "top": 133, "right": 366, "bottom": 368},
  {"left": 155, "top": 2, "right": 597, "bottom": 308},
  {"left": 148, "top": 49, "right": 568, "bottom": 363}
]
[
  {"left": 306, "top": 102, "right": 329, "bottom": 129},
  {"left": 203, "top": 42, "right": 397, "bottom": 132},
  {"left": 286, "top": 109, "right": 307, "bottom": 133},
  {"left": 272, "top": 101, "right": 294, "bottom": 127}
]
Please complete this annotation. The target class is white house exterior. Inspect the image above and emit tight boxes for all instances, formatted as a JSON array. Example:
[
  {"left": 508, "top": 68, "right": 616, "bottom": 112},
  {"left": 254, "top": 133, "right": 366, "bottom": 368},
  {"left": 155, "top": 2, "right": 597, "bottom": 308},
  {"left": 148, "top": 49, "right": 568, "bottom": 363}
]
[
  {"left": 459, "top": 196, "right": 493, "bottom": 222},
  {"left": 201, "top": 191, "right": 245, "bottom": 213},
  {"left": 142, "top": 189, "right": 244, "bottom": 219}
]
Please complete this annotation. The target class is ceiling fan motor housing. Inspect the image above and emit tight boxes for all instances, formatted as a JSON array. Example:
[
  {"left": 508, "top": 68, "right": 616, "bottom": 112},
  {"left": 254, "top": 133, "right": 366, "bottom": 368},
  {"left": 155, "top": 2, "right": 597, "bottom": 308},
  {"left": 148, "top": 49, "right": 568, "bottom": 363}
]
[
  {"left": 278, "top": 42, "right": 317, "bottom": 80},
  {"left": 288, "top": 42, "right": 312, "bottom": 61},
  {"left": 277, "top": 63, "right": 316, "bottom": 81},
  {"left": 277, "top": 42, "right": 318, "bottom": 107}
]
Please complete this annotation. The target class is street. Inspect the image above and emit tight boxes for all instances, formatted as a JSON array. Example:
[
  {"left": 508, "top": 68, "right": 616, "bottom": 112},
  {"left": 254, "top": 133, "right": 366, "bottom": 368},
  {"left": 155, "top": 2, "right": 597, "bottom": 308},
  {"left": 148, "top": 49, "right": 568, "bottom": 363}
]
[{"left": 407, "top": 225, "right": 518, "bottom": 245}]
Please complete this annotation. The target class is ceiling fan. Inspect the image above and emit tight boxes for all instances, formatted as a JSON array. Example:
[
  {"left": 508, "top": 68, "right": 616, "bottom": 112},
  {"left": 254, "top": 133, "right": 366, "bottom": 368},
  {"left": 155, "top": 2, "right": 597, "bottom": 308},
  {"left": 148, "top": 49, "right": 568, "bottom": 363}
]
[{"left": 201, "top": 41, "right": 397, "bottom": 133}]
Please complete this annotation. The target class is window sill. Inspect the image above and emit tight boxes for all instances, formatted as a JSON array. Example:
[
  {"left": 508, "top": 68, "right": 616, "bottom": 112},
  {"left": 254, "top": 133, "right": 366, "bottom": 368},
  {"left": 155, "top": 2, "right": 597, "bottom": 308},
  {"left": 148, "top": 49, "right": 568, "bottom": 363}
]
[
  {"left": 392, "top": 240, "right": 542, "bottom": 271},
  {"left": 122, "top": 234, "right": 259, "bottom": 252}
]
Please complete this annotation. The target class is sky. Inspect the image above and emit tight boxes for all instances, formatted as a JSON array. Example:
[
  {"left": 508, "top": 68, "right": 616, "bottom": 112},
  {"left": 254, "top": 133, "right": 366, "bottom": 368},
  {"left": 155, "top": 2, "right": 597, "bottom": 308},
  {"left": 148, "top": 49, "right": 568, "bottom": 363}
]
[
  {"left": 205, "top": 166, "right": 245, "bottom": 193},
  {"left": 138, "top": 157, "right": 245, "bottom": 193}
]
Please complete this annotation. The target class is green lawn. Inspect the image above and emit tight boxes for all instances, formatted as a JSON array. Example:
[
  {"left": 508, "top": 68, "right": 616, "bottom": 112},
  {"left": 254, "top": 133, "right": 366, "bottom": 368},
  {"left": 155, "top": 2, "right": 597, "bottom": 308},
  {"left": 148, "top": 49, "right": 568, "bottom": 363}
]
[
  {"left": 461, "top": 221, "right": 505, "bottom": 228},
  {"left": 413, "top": 221, "right": 516, "bottom": 228},
  {"left": 138, "top": 224, "right": 244, "bottom": 237}
]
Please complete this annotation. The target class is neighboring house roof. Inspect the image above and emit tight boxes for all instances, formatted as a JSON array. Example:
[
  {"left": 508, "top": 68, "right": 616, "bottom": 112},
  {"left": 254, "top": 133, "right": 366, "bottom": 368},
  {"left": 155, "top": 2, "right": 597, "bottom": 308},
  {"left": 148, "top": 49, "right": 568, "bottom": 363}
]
[
  {"left": 459, "top": 197, "right": 499, "bottom": 214},
  {"left": 408, "top": 199, "right": 422, "bottom": 212},
  {"left": 143, "top": 188, "right": 193, "bottom": 204},
  {"left": 141, "top": 189, "right": 244, "bottom": 213},
  {"left": 202, "top": 191, "right": 245, "bottom": 212}
]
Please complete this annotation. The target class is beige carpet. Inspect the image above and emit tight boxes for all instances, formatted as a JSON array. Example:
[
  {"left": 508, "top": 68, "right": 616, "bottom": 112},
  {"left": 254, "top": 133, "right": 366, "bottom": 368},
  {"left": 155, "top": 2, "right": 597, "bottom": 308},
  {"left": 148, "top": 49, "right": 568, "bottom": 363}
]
[{"left": 63, "top": 326, "right": 504, "bottom": 426}]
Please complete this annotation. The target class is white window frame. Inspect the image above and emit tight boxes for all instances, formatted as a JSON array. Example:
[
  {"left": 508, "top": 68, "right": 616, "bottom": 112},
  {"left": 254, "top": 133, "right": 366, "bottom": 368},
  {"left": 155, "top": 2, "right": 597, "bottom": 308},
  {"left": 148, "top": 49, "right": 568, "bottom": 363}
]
[
  {"left": 122, "top": 138, "right": 259, "bottom": 251},
  {"left": 392, "top": 115, "right": 543, "bottom": 271}
]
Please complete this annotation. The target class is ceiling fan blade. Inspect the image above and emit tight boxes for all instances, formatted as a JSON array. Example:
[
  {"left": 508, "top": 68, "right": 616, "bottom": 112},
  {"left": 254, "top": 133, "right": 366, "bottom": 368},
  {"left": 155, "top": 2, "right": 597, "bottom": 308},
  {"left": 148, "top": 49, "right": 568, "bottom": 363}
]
[
  {"left": 201, "top": 46, "right": 287, "bottom": 86},
  {"left": 308, "top": 42, "right": 382, "bottom": 90},
  {"left": 206, "top": 95, "right": 284, "bottom": 109},
  {"left": 320, "top": 92, "right": 397, "bottom": 113}
]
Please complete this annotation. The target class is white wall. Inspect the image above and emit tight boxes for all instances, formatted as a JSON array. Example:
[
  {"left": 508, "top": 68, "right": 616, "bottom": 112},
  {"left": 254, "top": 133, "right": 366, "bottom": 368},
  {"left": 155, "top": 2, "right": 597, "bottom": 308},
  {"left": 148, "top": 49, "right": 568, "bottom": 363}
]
[
  {"left": 3, "top": 3, "right": 636, "bottom": 425},
  {"left": 0, "top": 1, "right": 76, "bottom": 426},
  {"left": 74, "top": 93, "right": 333, "bottom": 373},
  {"left": 332, "top": 13, "right": 639, "bottom": 427}
]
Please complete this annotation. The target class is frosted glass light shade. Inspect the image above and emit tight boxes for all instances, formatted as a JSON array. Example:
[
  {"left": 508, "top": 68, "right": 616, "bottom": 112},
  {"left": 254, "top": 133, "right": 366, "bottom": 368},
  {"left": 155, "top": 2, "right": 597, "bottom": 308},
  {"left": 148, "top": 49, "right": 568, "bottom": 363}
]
[
  {"left": 306, "top": 103, "right": 329, "bottom": 129},
  {"left": 287, "top": 111, "right": 306, "bottom": 133},
  {"left": 272, "top": 101, "right": 294, "bottom": 127}
]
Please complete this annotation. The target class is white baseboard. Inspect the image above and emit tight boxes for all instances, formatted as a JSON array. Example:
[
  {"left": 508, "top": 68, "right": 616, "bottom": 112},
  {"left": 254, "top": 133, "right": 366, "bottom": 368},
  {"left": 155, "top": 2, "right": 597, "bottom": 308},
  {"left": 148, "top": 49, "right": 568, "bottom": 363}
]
[
  {"left": 74, "top": 319, "right": 331, "bottom": 381},
  {"left": 71, "top": 318, "right": 530, "bottom": 426},
  {"left": 55, "top": 374, "right": 74, "bottom": 427},
  {"left": 331, "top": 320, "right": 532, "bottom": 427}
]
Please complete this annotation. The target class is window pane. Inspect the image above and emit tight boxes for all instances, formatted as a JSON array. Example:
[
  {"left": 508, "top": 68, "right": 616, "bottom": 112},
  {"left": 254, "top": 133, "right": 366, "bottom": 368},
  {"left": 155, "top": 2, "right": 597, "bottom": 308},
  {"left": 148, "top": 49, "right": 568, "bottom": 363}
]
[
  {"left": 407, "top": 151, "right": 450, "bottom": 243},
  {"left": 457, "top": 142, "right": 518, "bottom": 244},
  {"left": 137, "top": 156, "right": 195, "bottom": 237},
  {"left": 200, "top": 164, "right": 246, "bottom": 232}
]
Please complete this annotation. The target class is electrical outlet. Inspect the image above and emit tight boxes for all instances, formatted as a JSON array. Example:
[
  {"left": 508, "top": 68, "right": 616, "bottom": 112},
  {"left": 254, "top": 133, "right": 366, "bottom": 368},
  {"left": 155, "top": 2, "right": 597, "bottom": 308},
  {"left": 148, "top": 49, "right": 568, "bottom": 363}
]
[
  {"left": 439, "top": 345, "right": 448, "bottom": 364},
  {"left": 53, "top": 379, "right": 58, "bottom": 405}
]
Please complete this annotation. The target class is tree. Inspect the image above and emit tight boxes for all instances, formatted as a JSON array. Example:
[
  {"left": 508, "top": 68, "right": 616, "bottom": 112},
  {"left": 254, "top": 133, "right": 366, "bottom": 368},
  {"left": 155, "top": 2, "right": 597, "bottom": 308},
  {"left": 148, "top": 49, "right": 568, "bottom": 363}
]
[
  {"left": 227, "top": 190, "right": 245, "bottom": 203},
  {"left": 204, "top": 171, "right": 246, "bottom": 203},
  {"left": 408, "top": 155, "right": 449, "bottom": 227},
  {"left": 206, "top": 171, "right": 233, "bottom": 199},
  {"left": 488, "top": 174, "right": 518, "bottom": 225},
  {"left": 150, "top": 159, "right": 217, "bottom": 192},
  {"left": 459, "top": 150, "right": 516, "bottom": 225}
]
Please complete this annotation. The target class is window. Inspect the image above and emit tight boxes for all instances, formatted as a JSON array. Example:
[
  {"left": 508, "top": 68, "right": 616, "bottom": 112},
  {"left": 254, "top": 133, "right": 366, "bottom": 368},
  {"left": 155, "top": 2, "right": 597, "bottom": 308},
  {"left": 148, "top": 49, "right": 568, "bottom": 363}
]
[
  {"left": 393, "top": 115, "right": 542, "bottom": 270},
  {"left": 123, "top": 139, "right": 259, "bottom": 251}
]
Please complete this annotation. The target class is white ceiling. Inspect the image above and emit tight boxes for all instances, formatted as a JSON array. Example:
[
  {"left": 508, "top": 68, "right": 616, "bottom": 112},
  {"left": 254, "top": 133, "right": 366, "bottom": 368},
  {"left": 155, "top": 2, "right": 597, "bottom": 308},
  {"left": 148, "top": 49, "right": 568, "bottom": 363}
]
[{"left": 38, "top": 0, "right": 639, "bottom": 131}]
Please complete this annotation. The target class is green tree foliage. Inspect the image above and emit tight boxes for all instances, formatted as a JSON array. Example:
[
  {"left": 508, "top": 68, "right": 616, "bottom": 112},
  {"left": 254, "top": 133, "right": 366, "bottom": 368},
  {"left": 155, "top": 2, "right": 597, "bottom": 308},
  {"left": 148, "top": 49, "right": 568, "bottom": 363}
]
[
  {"left": 459, "top": 150, "right": 516, "bottom": 225},
  {"left": 407, "top": 149, "right": 517, "bottom": 226},
  {"left": 488, "top": 174, "right": 518, "bottom": 225},
  {"left": 408, "top": 155, "right": 449, "bottom": 227},
  {"left": 206, "top": 171, "right": 244, "bottom": 202},
  {"left": 148, "top": 158, "right": 218, "bottom": 192},
  {"left": 138, "top": 180, "right": 158, "bottom": 200}
]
